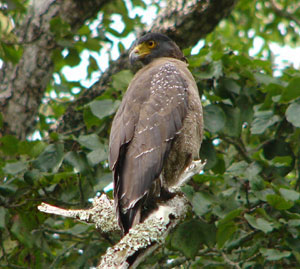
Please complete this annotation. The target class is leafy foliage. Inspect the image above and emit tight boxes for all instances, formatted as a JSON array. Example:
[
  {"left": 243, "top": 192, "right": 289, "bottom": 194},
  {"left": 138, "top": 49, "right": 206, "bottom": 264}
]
[{"left": 1, "top": 0, "right": 300, "bottom": 268}]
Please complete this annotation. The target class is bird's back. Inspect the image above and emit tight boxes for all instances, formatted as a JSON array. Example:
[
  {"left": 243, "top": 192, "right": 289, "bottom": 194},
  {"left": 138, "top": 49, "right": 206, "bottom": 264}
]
[{"left": 109, "top": 57, "right": 203, "bottom": 233}]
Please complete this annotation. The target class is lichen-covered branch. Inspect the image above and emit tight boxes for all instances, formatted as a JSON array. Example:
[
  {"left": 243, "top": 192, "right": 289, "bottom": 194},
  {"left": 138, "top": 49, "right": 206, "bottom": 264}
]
[
  {"left": 99, "top": 195, "right": 190, "bottom": 269},
  {"left": 38, "top": 194, "right": 119, "bottom": 232},
  {"left": 37, "top": 160, "right": 205, "bottom": 268}
]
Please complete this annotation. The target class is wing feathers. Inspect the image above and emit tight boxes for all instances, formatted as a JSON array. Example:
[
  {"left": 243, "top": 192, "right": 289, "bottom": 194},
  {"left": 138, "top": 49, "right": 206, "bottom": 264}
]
[{"left": 109, "top": 58, "right": 191, "bottom": 233}]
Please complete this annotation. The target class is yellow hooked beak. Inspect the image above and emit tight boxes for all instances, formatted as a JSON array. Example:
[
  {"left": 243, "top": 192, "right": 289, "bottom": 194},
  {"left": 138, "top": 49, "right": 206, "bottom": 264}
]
[{"left": 129, "top": 43, "right": 151, "bottom": 65}]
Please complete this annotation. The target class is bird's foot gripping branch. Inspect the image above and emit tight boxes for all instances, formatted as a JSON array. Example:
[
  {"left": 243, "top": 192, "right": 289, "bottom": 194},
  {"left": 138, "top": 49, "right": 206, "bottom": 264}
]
[{"left": 37, "top": 159, "right": 205, "bottom": 268}]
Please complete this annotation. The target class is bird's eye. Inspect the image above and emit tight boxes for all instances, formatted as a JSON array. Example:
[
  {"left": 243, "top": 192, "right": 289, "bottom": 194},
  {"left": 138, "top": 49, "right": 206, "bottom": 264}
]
[{"left": 147, "top": 40, "right": 156, "bottom": 48}]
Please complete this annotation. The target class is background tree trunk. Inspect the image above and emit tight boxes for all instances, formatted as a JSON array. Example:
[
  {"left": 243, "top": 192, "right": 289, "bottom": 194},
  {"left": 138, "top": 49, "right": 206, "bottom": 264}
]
[
  {"left": 0, "top": 0, "right": 238, "bottom": 139},
  {"left": 0, "top": 0, "right": 109, "bottom": 139}
]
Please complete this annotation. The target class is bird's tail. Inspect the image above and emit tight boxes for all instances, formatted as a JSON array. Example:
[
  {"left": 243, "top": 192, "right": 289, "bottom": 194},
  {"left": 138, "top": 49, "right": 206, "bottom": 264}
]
[{"left": 118, "top": 202, "right": 142, "bottom": 235}]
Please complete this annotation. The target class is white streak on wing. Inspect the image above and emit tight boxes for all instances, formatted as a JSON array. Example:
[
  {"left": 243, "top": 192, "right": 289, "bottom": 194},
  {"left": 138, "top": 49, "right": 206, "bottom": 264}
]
[
  {"left": 165, "top": 136, "right": 175, "bottom": 142},
  {"left": 127, "top": 191, "right": 146, "bottom": 210},
  {"left": 134, "top": 147, "right": 157, "bottom": 159},
  {"left": 137, "top": 126, "right": 148, "bottom": 134}
]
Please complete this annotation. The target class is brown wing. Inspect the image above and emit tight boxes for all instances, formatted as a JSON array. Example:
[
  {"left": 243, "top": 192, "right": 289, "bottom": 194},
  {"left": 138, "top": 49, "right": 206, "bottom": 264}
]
[{"left": 109, "top": 60, "right": 189, "bottom": 233}]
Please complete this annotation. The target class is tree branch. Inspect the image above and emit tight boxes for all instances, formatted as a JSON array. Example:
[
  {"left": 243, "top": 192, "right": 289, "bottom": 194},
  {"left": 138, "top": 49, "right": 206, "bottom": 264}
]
[
  {"left": 37, "top": 160, "right": 205, "bottom": 268},
  {"left": 269, "top": 0, "right": 300, "bottom": 26},
  {"left": 38, "top": 193, "right": 119, "bottom": 233},
  {"left": 221, "top": 252, "right": 241, "bottom": 269}
]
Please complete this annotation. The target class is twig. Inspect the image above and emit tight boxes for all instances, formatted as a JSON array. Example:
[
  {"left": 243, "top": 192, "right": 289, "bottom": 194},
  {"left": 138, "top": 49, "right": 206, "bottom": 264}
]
[
  {"left": 221, "top": 252, "right": 241, "bottom": 269},
  {"left": 270, "top": 0, "right": 300, "bottom": 26},
  {"left": 220, "top": 136, "right": 251, "bottom": 163},
  {"left": 78, "top": 175, "right": 85, "bottom": 206},
  {"left": 161, "top": 257, "right": 187, "bottom": 268},
  {"left": 38, "top": 194, "right": 119, "bottom": 233}
]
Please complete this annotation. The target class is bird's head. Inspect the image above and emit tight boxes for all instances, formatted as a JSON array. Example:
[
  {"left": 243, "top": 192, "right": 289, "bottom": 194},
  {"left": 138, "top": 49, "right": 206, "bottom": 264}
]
[{"left": 129, "top": 33, "right": 186, "bottom": 65}]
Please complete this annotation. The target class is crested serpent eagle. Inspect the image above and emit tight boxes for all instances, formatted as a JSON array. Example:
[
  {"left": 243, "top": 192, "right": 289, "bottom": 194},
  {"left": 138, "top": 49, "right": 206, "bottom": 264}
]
[{"left": 109, "top": 33, "right": 203, "bottom": 234}]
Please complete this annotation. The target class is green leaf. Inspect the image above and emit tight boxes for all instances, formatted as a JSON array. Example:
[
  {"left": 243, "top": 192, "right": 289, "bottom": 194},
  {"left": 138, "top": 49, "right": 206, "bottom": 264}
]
[
  {"left": 222, "top": 106, "right": 242, "bottom": 137},
  {"left": 65, "top": 224, "right": 90, "bottom": 235},
  {"left": 0, "top": 135, "right": 19, "bottom": 155},
  {"left": 288, "top": 219, "right": 300, "bottom": 227},
  {"left": 89, "top": 99, "right": 121, "bottom": 119},
  {"left": 260, "top": 248, "right": 291, "bottom": 261},
  {"left": 170, "top": 220, "right": 205, "bottom": 258},
  {"left": 192, "top": 192, "right": 212, "bottom": 216},
  {"left": 33, "top": 144, "right": 64, "bottom": 172},
  {"left": 217, "top": 221, "right": 237, "bottom": 248},
  {"left": 87, "top": 147, "right": 107, "bottom": 166},
  {"left": 223, "top": 78, "right": 240, "bottom": 94},
  {"left": 266, "top": 194, "right": 294, "bottom": 210},
  {"left": 64, "top": 152, "right": 89, "bottom": 173},
  {"left": 263, "top": 140, "right": 294, "bottom": 162},
  {"left": 64, "top": 48, "right": 80, "bottom": 66},
  {"left": 112, "top": 70, "right": 133, "bottom": 90},
  {"left": 246, "top": 162, "right": 262, "bottom": 180},
  {"left": 83, "top": 107, "right": 101, "bottom": 129},
  {"left": 281, "top": 77, "right": 300, "bottom": 102},
  {"left": 77, "top": 25, "right": 90, "bottom": 35},
  {"left": 286, "top": 237, "right": 300, "bottom": 253},
  {"left": 53, "top": 83, "right": 70, "bottom": 93},
  {"left": 211, "top": 154, "right": 226, "bottom": 174},
  {"left": 77, "top": 134, "right": 102, "bottom": 150},
  {"left": 0, "top": 112, "right": 3, "bottom": 128},
  {"left": 28, "top": 141, "right": 47, "bottom": 158},
  {"left": 251, "top": 110, "right": 280, "bottom": 134},
  {"left": 88, "top": 55, "right": 99, "bottom": 73},
  {"left": 226, "top": 161, "right": 248, "bottom": 176},
  {"left": 0, "top": 185, "right": 17, "bottom": 196},
  {"left": 200, "top": 139, "right": 217, "bottom": 170},
  {"left": 50, "top": 17, "right": 70, "bottom": 38},
  {"left": 203, "top": 104, "right": 226, "bottom": 133},
  {"left": 196, "top": 60, "right": 223, "bottom": 79},
  {"left": 197, "top": 221, "right": 217, "bottom": 247},
  {"left": 279, "top": 188, "right": 300, "bottom": 202},
  {"left": 53, "top": 172, "right": 74, "bottom": 184},
  {"left": 94, "top": 172, "right": 113, "bottom": 191},
  {"left": 0, "top": 207, "right": 6, "bottom": 229},
  {"left": 244, "top": 214, "right": 273, "bottom": 233},
  {"left": 286, "top": 101, "right": 300, "bottom": 127},
  {"left": 3, "top": 161, "right": 27, "bottom": 175},
  {"left": 193, "top": 174, "right": 223, "bottom": 184},
  {"left": 84, "top": 38, "right": 101, "bottom": 51},
  {"left": 1, "top": 43, "right": 23, "bottom": 64},
  {"left": 254, "top": 73, "right": 281, "bottom": 86},
  {"left": 11, "top": 216, "right": 33, "bottom": 248},
  {"left": 181, "top": 185, "right": 195, "bottom": 201},
  {"left": 24, "top": 169, "right": 40, "bottom": 185},
  {"left": 218, "top": 209, "right": 243, "bottom": 226},
  {"left": 272, "top": 156, "right": 293, "bottom": 167}
]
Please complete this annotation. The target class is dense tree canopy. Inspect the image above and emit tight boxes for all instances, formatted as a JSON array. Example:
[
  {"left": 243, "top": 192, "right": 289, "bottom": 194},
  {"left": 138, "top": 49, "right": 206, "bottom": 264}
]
[{"left": 0, "top": 0, "right": 300, "bottom": 267}]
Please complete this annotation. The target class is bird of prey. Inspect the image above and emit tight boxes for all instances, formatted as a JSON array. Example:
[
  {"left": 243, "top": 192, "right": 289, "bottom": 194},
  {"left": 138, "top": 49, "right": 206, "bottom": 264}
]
[{"left": 109, "top": 33, "right": 203, "bottom": 234}]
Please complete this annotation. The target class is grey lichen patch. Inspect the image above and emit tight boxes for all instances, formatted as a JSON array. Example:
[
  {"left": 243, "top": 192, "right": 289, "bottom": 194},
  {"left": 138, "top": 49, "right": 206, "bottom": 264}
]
[
  {"left": 91, "top": 195, "right": 119, "bottom": 232},
  {"left": 38, "top": 194, "right": 119, "bottom": 233},
  {"left": 38, "top": 160, "right": 201, "bottom": 268},
  {"left": 99, "top": 215, "right": 168, "bottom": 268},
  {"left": 99, "top": 194, "right": 190, "bottom": 268}
]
